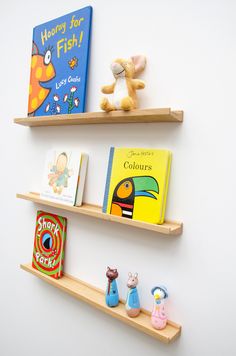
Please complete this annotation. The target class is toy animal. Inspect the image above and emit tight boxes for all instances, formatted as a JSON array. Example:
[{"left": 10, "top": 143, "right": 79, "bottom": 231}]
[
  {"left": 105, "top": 267, "right": 119, "bottom": 307},
  {"left": 125, "top": 272, "right": 140, "bottom": 317},
  {"left": 151, "top": 285, "right": 168, "bottom": 330},
  {"left": 100, "top": 55, "right": 146, "bottom": 112}
]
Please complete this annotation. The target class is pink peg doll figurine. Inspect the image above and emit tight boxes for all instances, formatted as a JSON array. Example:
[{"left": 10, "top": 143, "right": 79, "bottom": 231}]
[
  {"left": 151, "top": 285, "right": 168, "bottom": 330},
  {"left": 125, "top": 272, "right": 140, "bottom": 317}
]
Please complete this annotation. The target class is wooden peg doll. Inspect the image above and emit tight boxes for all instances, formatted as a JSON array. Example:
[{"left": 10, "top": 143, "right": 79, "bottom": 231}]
[
  {"left": 151, "top": 285, "right": 168, "bottom": 329},
  {"left": 125, "top": 272, "right": 140, "bottom": 317},
  {"left": 105, "top": 267, "right": 119, "bottom": 307}
]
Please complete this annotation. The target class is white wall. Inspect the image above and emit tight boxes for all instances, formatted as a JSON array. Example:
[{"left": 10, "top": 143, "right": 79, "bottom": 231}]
[{"left": 1, "top": 0, "right": 236, "bottom": 355}]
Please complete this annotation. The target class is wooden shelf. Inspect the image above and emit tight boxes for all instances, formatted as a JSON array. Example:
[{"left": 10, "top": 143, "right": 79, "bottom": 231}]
[
  {"left": 17, "top": 192, "right": 183, "bottom": 236},
  {"left": 21, "top": 263, "right": 181, "bottom": 343},
  {"left": 14, "top": 108, "right": 183, "bottom": 127}
]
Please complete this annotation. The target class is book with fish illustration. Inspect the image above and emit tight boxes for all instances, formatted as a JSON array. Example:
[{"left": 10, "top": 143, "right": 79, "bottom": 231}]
[
  {"left": 40, "top": 149, "right": 88, "bottom": 206},
  {"left": 32, "top": 211, "right": 67, "bottom": 279},
  {"left": 28, "top": 6, "right": 92, "bottom": 117},
  {"left": 102, "top": 148, "right": 172, "bottom": 224}
]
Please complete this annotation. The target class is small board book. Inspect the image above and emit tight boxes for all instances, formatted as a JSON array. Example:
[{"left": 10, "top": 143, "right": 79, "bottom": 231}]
[
  {"left": 102, "top": 148, "right": 172, "bottom": 224},
  {"left": 28, "top": 6, "right": 92, "bottom": 116},
  {"left": 40, "top": 149, "right": 88, "bottom": 206},
  {"left": 32, "top": 211, "right": 67, "bottom": 279}
]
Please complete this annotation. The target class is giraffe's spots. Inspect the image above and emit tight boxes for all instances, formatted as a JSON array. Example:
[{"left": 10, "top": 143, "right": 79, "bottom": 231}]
[
  {"left": 31, "top": 56, "right": 38, "bottom": 68},
  {"left": 38, "top": 88, "right": 47, "bottom": 100},
  {"left": 31, "top": 97, "right": 38, "bottom": 110},
  {"left": 35, "top": 67, "right": 42, "bottom": 79},
  {"left": 46, "top": 63, "right": 54, "bottom": 78},
  {"left": 29, "top": 84, "right": 32, "bottom": 95}
]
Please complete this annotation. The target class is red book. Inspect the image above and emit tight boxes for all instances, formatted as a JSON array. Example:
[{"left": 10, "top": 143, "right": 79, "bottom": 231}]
[{"left": 32, "top": 211, "right": 67, "bottom": 279}]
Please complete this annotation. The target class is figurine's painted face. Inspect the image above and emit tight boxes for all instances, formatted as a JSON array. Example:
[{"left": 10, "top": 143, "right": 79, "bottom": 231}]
[
  {"left": 153, "top": 288, "right": 165, "bottom": 302},
  {"left": 56, "top": 153, "right": 68, "bottom": 172},
  {"left": 106, "top": 267, "right": 118, "bottom": 280},
  {"left": 127, "top": 272, "right": 138, "bottom": 288}
]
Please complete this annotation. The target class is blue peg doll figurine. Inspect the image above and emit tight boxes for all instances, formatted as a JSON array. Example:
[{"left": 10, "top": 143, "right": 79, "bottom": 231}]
[
  {"left": 125, "top": 272, "right": 140, "bottom": 317},
  {"left": 105, "top": 267, "right": 119, "bottom": 307}
]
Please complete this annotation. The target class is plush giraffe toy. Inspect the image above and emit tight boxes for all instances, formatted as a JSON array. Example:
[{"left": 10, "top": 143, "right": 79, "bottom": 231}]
[
  {"left": 100, "top": 55, "right": 146, "bottom": 112},
  {"left": 151, "top": 285, "right": 168, "bottom": 330}
]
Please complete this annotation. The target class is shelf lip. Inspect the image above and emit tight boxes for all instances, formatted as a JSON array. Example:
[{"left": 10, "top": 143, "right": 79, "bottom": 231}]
[
  {"left": 16, "top": 192, "right": 183, "bottom": 236},
  {"left": 14, "top": 108, "right": 183, "bottom": 127},
  {"left": 20, "top": 263, "right": 181, "bottom": 343}
]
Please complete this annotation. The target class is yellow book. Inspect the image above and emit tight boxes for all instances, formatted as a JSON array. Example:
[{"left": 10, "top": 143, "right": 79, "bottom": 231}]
[{"left": 102, "top": 148, "right": 172, "bottom": 224}]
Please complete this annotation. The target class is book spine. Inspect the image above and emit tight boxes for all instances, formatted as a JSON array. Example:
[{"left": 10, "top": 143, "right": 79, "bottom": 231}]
[
  {"left": 32, "top": 210, "right": 40, "bottom": 268},
  {"left": 102, "top": 147, "right": 114, "bottom": 213},
  {"left": 81, "top": 6, "right": 93, "bottom": 112},
  {"left": 160, "top": 152, "right": 172, "bottom": 224},
  {"left": 27, "top": 27, "right": 35, "bottom": 117},
  {"left": 58, "top": 218, "right": 67, "bottom": 278},
  {"left": 75, "top": 154, "right": 88, "bottom": 206}
]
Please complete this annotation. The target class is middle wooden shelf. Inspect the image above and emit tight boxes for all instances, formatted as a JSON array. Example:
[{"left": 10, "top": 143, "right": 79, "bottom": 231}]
[{"left": 17, "top": 192, "right": 183, "bottom": 236}]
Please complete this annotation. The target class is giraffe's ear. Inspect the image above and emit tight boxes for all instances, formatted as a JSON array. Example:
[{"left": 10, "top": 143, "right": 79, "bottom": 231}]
[
  {"left": 131, "top": 55, "right": 146, "bottom": 76},
  {"left": 128, "top": 272, "right": 132, "bottom": 277},
  {"left": 134, "top": 272, "right": 138, "bottom": 278},
  {"left": 107, "top": 266, "right": 110, "bottom": 271}
]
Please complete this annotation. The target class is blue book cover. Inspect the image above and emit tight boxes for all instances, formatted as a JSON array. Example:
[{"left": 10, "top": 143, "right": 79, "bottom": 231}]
[{"left": 28, "top": 6, "right": 92, "bottom": 116}]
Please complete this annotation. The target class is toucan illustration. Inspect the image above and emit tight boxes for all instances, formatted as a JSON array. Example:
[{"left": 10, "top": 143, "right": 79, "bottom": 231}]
[{"left": 110, "top": 176, "right": 159, "bottom": 219}]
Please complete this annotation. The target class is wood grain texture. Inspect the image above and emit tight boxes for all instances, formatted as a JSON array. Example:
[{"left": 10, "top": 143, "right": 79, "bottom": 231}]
[
  {"left": 14, "top": 108, "right": 183, "bottom": 127},
  {"left": 20, "top": 263, "right": 181, "bottom": 343},
  {"left": 16, "top": 192, "right": 183, "bottom": 235}
]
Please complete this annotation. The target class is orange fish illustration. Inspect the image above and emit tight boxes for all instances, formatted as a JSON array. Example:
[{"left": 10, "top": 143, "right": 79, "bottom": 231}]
[
  {"left": 28, "top": 42, "right": 56, "bottom": 116},
  {"left": 68, "top": 56, "right": 78, "bottom": 70}
]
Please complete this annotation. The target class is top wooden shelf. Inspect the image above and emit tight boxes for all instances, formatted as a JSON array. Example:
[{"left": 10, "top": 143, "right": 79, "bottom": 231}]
[{"left": 14, "top": 108, "right": 183, "bottom": 127}]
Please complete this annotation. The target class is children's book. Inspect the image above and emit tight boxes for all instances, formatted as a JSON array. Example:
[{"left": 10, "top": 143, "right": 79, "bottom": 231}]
[
  {"left": 102, "top": 148, "right": 172, "bottom": 224},
  {"left": 40, "top": 149, "right": 88, "bottom": 206},
  {"left": 32, "top": 211, "right": 67, "bottom": 279},
  {"left": 28, "top": 6, "right": 92, "bottom": 117}
]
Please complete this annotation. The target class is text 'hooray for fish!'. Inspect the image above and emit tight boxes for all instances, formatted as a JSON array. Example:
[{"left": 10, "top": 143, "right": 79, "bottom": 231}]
[
  {"left": 41, "top": 15, "right": 84, "bottom": 45},
  {"left": 57, "top": 33, "right": 84, "bottom": 58},
  {"left": 40, "top": 15, "right": 85, "bottom": 59}
]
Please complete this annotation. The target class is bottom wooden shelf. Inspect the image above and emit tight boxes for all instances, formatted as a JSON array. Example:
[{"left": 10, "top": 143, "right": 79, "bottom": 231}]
[{"left": 21, "top": 263, "right": 181, "bottom": 343}]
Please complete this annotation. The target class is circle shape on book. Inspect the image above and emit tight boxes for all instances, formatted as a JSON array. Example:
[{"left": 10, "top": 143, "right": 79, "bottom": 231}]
[{"left": 42, "top": 232, "right": 52, "bottom": 249}]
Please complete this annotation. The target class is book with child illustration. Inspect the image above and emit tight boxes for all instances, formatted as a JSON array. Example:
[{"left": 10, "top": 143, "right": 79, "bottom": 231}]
[{"left": 40, "top": 149, "right": 88, "bottom": 206}]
